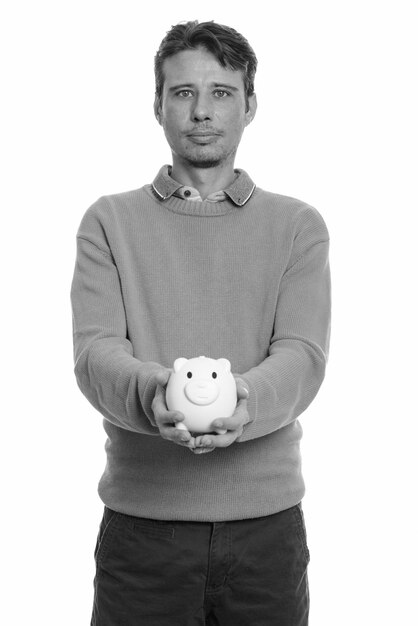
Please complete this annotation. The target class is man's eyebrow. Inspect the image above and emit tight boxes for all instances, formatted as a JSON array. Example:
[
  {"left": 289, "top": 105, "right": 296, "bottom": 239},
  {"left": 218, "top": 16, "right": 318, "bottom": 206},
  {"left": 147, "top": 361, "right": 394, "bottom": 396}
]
[
  {"left": 167, "top": 84, "right": 194, "bottom": 92},
  {"left": 213, "top": 83, "right": 239, "bottom": 91}
]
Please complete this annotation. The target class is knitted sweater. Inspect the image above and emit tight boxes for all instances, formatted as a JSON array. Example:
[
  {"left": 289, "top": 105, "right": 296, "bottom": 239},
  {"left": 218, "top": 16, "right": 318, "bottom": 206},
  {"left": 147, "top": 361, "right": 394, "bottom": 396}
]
[{"left": 70, "top": 165, "right": 331, "bottom": 521}]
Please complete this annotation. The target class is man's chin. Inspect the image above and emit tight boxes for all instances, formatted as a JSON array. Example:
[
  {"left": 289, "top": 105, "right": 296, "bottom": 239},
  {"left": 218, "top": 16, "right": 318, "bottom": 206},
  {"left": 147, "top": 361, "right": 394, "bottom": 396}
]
[{"left": 185, "top": 157, "right": 221, "bottom": 169}]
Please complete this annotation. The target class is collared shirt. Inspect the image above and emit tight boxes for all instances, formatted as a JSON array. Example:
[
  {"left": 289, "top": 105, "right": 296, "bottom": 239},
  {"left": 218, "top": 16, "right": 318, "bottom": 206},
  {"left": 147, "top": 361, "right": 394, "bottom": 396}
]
[
  {"left": 173, "top": 186, "right": 227, "bottom": 203},
  {"left": 152, "top": 165, "right": 256, "bottom": 207}
]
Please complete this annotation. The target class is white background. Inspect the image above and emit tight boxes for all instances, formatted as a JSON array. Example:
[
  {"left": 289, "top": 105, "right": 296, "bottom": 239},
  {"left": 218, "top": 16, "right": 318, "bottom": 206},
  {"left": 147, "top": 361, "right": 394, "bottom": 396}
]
[{"left": 2, "top": 0, "right": 417, "bottom": 624}]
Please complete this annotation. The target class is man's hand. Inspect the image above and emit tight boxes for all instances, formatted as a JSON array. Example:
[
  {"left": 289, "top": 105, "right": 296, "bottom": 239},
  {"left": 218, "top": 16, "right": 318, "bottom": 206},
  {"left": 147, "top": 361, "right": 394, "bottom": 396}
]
[
  {"left": 151, "top": 370, "right": 196, "bottom": 450},
  {"left": 192, "top": 378, "right": 250, "bottom": 455}
]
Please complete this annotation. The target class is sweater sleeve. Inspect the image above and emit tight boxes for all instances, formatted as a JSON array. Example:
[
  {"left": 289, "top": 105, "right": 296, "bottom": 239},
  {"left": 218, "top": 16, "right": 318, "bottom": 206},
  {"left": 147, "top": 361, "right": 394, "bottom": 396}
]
[
  {"left": 236, "top": 206, "right": 331, "bottom": 442},
  {"left": 70, "top": 202, "right": 162, "bottom": 435}
]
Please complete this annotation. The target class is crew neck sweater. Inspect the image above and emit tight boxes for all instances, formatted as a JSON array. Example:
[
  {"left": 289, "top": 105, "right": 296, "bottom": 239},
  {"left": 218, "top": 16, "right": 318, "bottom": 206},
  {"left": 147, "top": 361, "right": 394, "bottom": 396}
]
[{"left": 70, "top": 165, "right": 331, "bottom": 522}]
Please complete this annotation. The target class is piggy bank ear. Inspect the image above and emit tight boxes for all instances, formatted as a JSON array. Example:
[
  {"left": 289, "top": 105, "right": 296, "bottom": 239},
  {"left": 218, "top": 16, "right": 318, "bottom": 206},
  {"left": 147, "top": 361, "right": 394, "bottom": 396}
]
[
  {"left": 173, "top": 358, "right": 188, "bottom": 373},
  {"left": 217, "top": 358, "right": 231, "bottom": 372}
]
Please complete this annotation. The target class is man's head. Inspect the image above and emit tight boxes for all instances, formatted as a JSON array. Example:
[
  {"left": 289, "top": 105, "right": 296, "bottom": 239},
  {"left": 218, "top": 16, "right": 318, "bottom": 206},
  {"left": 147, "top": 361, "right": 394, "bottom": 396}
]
[
  {"left": 154, "top": 21, "right": 258, "bottom": 171},
  {"left": 154, "top": 21, "right": 257, "bottom": 112}
]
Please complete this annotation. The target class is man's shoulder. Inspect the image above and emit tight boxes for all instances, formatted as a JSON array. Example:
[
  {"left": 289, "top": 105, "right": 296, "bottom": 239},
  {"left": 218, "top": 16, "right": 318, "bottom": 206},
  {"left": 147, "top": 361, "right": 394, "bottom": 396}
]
[
  {"left": 97, "top": 184, "right": 152, "bottom": 210},
  {"left": 76, "top": 185, "right": 154, "bottom": 243},
  {"left": 253, "top": 186, "right": 327, "bottom": 229},
  {"left": 81, "top": 184, "right": 153, "bottom": 220}
]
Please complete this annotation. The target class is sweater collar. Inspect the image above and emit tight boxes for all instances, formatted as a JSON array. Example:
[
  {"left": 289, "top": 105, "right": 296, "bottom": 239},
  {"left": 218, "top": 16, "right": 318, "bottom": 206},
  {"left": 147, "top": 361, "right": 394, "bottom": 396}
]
[{"left": 152, "top": 165, "right": 256, "bottom": 207}]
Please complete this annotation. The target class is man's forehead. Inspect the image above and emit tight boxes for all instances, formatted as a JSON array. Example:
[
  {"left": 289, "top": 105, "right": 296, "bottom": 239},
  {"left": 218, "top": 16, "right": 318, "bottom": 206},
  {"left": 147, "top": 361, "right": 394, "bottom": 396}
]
[{"left": 161, "top": 48, "right": 245, "bottom": 89}]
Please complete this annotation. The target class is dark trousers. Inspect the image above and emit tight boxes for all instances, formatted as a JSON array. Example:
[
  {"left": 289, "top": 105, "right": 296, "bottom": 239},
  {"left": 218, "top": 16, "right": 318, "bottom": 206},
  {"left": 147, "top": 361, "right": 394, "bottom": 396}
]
[{"left": 91, "top": 503, "right": 310, "bottom": 625}]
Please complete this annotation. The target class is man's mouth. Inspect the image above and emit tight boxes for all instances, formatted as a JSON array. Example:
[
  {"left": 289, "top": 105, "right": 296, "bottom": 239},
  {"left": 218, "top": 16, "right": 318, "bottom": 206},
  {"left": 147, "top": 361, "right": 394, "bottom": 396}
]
[
  {"left": 187, "top": 130, "right": 221, "bottom": 137},
  {"left": 186, "top": 132, "right": 221, "bottom": 144}
]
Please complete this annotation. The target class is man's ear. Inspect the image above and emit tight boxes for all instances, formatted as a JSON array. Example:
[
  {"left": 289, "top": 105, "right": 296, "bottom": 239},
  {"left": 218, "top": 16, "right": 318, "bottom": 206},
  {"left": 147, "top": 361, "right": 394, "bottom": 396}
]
[
  {"left": 154, "top": 95, "right": 162, "bottom": 125},
  {"left": 245, "top": 93, "right": 257, "bottom": 127}
]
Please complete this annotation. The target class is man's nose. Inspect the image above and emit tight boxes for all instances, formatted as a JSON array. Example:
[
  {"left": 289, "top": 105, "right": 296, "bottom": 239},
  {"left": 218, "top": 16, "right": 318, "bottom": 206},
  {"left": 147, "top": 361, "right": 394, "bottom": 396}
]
[{"left": 191, "top": 94, "right": 213, "bottom": 121}]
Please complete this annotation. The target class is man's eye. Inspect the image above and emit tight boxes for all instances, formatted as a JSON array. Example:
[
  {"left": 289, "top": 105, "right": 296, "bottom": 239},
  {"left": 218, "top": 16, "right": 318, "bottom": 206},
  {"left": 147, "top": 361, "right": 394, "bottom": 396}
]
[
  {"left": 214, "top": 90, "right": 230, "bottom": 98},
  {"left": 176, "top": 90, "right": 193, "bottom": 98}
]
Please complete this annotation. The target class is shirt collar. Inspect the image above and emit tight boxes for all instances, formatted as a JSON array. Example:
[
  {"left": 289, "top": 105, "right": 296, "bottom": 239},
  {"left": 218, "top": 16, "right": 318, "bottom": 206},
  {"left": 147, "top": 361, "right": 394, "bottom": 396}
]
[{"left": 152, "top": 165, "right": 256, "bottom": 207}]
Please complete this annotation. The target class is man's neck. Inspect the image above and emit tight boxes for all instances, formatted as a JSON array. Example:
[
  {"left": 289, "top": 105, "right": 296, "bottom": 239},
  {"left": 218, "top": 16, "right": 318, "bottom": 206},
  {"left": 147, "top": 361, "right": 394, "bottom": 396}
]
[{"left": 170, "top": 159, "right": 236, "bottom": 199}]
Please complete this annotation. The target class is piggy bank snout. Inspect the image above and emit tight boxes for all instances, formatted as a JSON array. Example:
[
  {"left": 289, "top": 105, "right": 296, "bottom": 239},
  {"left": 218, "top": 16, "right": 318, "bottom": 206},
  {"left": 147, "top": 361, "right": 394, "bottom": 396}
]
[{"left": 184, "top": 378, "right": 219, "bottom": 406}]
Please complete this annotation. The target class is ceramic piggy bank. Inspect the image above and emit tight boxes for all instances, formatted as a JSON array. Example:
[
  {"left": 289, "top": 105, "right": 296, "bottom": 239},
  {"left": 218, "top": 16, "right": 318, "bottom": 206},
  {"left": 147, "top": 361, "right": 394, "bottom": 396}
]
[{"left": 166, "top": 356, "right": 237, "bottom": 434}]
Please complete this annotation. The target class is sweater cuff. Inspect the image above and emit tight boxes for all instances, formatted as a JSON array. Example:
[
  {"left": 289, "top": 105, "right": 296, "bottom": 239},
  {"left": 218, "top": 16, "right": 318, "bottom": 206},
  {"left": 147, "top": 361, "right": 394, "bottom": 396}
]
[
  {"left": 235, "top": 374, "right": 257, "bottom": 443},
  {"left": 137, "top": 362, "right": 167, "bottom": 428}
]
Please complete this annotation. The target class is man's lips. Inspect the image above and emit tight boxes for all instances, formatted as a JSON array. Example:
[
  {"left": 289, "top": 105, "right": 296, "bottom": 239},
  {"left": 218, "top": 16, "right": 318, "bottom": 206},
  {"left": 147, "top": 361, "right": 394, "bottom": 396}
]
[
  {"left": 186, "top": 130, "right": 221, "bottom": 137},
  {"left": 186, "top": 131, "right": 221, "bottom": 144}
]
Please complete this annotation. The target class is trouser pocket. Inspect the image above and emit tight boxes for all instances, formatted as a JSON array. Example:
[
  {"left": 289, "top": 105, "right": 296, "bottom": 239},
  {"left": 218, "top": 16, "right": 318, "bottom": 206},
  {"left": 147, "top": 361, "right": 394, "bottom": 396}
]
[
  {"left": 292, "top": 502, "right": 310, "bottom": 563},
  {"left": 94, "top": 506, "right": 120, "bottom": 566}
]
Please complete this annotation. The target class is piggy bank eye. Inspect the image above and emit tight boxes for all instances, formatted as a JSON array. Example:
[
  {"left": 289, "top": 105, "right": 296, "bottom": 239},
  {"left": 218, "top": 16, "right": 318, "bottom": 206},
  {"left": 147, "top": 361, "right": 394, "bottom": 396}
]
[
  {"left": 212, "top": 372, "right": 217, "bottom": 379},
  {"left": 187, "top": 372, "right": 193, "bottom": 379}
]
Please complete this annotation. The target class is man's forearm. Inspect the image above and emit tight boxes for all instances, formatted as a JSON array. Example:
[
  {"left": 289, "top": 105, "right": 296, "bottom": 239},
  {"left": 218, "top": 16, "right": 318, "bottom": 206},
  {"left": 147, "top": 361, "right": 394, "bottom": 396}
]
[
  {"left": 71, "top": 235, "right": 163, "bottom": 434},
  {"left": 74, "top": 336, "right": 163, "bottom": 434},
  {"left": 236, "top": 338, "right": 327, "bottom": 441},
  {"left": 236, "top": 238, "right": 331, "bottom": 442}
]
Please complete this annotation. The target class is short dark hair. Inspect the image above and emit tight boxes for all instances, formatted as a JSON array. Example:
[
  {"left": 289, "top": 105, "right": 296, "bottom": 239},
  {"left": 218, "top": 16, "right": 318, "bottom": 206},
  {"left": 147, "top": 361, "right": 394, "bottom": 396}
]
[{"left": 154, "top": 21, "right": 257, "bottom": 109}]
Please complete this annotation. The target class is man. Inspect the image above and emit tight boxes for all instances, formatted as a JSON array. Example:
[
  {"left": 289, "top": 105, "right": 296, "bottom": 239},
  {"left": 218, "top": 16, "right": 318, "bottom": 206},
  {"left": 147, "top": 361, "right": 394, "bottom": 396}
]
[{"left": 71, "top": 20, "right": 331, "bottom": 626}]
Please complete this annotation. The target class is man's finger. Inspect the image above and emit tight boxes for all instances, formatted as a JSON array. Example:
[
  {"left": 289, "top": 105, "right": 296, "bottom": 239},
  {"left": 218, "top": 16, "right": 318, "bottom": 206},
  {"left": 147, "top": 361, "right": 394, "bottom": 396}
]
[
  {"left": 235, "top": 377, "right": 249, "bottom": 399},
  {"left": 158, "top": 410, "right": 185, "bottom": 426},
  {"left": 154, "top": 369, "right": 171, "bottom": 387},
  {"left": 153, "top": 384, "right": 184, "bottom": 420},
  {"left": 160, "top": 422, "right": 195, "bottom": 447},
  {"left": 153, "top": 402, "right": 185, "bottom": 429},
  {"left": 192, "top": 446, "right": 216, "bottom": 454},
  {"left": 192, "top": 435, "right": 216, "bottom": 454},
  {"left": 210, "top": 403, "right": 249, "bottom": 433},
  {"left": 196, "top": 432, "right": 238, "bottom": 449}
]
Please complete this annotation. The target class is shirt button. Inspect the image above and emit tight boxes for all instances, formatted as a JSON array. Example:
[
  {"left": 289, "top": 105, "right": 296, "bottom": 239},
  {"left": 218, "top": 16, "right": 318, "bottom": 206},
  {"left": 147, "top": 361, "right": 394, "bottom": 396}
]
[{"left": 184, "top": 189, "right": 191, "bottom": 197}]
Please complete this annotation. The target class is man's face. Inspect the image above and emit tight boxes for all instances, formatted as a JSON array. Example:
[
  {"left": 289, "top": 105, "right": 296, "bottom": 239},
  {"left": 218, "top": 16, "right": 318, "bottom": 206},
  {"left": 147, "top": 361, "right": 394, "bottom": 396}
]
[{"left": 155, "top": 46, "right": 257, "bottom": 169}]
